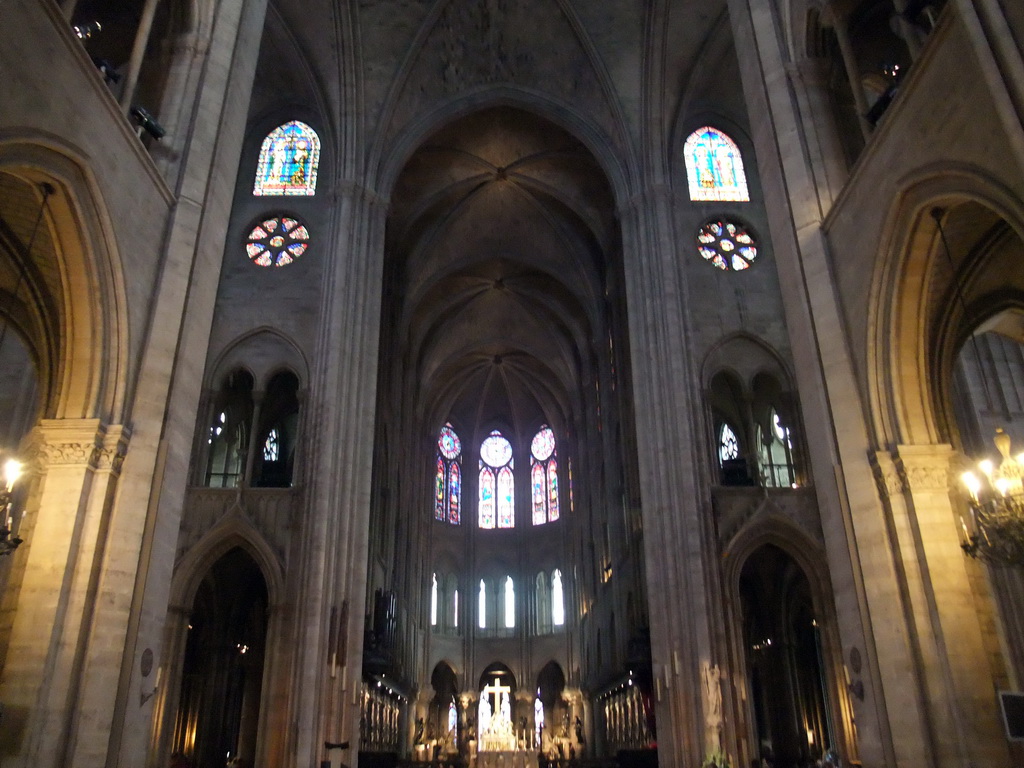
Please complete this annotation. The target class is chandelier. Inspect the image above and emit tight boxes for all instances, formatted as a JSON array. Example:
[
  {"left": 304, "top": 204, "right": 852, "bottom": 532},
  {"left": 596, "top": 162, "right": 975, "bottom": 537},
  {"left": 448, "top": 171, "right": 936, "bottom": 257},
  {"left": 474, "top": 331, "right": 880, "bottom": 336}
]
[
  {"left": 960, "top": 429, "right": 1024, "bottom": 566},
  {"left": 0, "top": 458, "right": 24, "bottom": 556}
]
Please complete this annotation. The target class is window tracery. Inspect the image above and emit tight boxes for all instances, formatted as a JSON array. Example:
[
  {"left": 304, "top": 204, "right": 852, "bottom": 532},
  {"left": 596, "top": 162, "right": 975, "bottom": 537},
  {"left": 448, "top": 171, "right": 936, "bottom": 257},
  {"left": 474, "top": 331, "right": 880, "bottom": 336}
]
[
  {"left": 697, "top": 219, "right": 758, "bottom": 271},
  {"left": 246, "top": 217, "right": 310, "bottom": 268},
  {"left": 531, "top": 426, "right": 560, "bottom": 524},
  {"left": 479, "top": 430, "right": 514, "bottom": 528},
  {"left": 435, "top": 424, "right": 462, "bottom": 524}
]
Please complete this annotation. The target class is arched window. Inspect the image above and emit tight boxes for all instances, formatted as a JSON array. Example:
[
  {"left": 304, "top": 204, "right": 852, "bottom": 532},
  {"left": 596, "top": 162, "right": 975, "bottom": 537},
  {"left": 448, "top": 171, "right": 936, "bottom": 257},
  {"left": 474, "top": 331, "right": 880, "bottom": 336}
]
[
  {"left": 431, "top": 573, "right": 439, "bottom": 627},
  {"left": 536, "top": 572, "right": 551, "bottom": 634},
  {"left": 503, "top": 576, "right": 515, "bottom": 629},
  {"left": 684, "top": 127, "right": 749, "bottom": 202},
  {"left": 435, "top": 424, "right": 462, "bottom": 524},
  {"left": 453, "top": 588, "right": 459, "bottom": 628},
  {"left": 552, "top": 569, "right": 565, "bottom": 627},
  {"left": 479, "top": 430, "right": 514, "bottom": 528},
  {"left": 205, "top": 370, "right": 254, "bottom": 488},
  {"left": 478, "top": 580, "right": 487, "bottom": 629},
  {"left": 530, "top": 426, "right": 560, "bottom": 524},
  {"left": 254, "top": 121, "right": 320, "bottom": 196}
]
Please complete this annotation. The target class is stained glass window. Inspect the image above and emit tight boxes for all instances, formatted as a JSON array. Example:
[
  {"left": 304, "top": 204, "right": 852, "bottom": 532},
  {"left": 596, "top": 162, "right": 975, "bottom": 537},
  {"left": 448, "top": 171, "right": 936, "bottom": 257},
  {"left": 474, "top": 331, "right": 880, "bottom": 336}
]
[
  {"left": 246, "top": 216, "right": 310, "bottom": 268},
  {"left": 552, "top": 569, "right": 565, "bottom": 627},
  {"left": 448, "top": 700, "right": 458, "bottom": 733},
  {"left": 719, "top": 424, "right": 739, "bottom": 463},
  {"left": 697, "top": 219, "right": 758, "bottom": 272},
  {"left": 530, "top": 426, "right": 559, "bottom": 524},
  {"left": 435, "top": 423, "right": 462, "bottom": 524},
  {"left": 263, "top": 428, "right": 280, "bottom": 461},
  {"left": 684, "top": 127, "right": 749, "bottom": 202},
  {"left": 254, "top": 121, "right": 320, "bottom": 196},
  {"left": 479, "top": 430, "right": 514, "bottom": 528}
]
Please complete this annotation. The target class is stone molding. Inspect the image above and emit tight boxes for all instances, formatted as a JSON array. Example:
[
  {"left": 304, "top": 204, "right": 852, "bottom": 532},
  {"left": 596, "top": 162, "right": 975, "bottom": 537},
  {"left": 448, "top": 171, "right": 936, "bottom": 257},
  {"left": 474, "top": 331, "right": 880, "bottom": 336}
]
[
  {"left": 23, "top": 419, "right": 130, "bottom": 474},
  {"left": 870, "top": 451, "right": 904, "bottom": 499}
]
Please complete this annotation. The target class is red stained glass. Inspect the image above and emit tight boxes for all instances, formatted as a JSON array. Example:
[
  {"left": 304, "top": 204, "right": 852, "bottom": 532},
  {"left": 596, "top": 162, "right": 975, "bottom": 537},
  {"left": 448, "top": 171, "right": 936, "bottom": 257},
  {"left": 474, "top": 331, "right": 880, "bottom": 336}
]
[{"left": 497, "top": 466, "right": 514, "bottom": 528}]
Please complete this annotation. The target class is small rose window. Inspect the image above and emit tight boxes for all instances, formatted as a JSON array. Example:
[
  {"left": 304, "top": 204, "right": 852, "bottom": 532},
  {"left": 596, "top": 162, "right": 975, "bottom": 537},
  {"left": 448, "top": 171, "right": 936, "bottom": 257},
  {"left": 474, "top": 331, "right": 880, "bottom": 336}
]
[
  {"left": 696, "top": 219, "right": 757, "bottom": 271},
  {"left": 246, "top": 216, "right": 310, "bottom": 267}
]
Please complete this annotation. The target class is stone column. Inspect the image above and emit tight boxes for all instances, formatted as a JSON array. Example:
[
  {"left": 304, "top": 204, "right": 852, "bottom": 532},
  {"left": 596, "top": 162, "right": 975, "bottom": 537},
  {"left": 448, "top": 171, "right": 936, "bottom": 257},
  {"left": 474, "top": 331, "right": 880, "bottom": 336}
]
[
  {"left": 0, "top": 419, "right": 128, "bottom": 768},
  {"left": 887, "top": 444, "right": 1010, "bottom": 767}
]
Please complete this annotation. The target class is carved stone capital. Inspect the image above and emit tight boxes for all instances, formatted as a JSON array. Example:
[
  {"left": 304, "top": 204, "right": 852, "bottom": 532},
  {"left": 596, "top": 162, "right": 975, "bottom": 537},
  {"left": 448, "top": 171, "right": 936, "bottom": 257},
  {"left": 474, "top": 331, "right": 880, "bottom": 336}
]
[
  {"left": 895, "top": 444, "right": 955, "bottom": 494},
  {"left": 23, "top": 419, "right": 129, "bottom": 474}
]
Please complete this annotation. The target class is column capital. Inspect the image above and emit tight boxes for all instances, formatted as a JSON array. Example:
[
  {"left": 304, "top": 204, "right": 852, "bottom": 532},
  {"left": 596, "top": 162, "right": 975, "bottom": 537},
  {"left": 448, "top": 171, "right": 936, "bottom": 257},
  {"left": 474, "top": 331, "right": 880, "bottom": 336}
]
[
  {"left": 895, "top": 444, "right": 955, "bottom": 493},
  {"left": 24, "top": 419, "right": 130, "bottom": 474}
]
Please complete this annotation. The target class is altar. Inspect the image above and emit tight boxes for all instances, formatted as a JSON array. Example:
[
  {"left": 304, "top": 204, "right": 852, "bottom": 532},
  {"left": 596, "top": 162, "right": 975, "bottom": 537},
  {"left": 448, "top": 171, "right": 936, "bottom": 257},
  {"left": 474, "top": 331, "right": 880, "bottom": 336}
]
[
  {"left": 476, "top": 677, "right": 517, "bottom": 753},
  {"left": 476, "top": 752, "right": 538, "bottom": 768}
]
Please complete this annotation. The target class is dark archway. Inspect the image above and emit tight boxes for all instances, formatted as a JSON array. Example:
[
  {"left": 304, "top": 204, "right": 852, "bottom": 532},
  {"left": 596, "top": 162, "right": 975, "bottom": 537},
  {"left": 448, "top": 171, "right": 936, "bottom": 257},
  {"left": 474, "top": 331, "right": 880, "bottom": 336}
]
[
  {"left": 740, "top": 545, "right": 835, "bottom": 768},
  {"left": 172, "top": 548, "right": 268, "bottom": 768}
]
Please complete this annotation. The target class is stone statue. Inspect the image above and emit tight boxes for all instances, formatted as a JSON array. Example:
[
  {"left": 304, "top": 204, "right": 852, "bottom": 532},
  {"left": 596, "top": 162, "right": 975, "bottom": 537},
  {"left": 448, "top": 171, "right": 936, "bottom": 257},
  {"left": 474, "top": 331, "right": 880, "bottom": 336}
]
[{"left": 703, "top": 662, "right": 723, "bottom": 729}]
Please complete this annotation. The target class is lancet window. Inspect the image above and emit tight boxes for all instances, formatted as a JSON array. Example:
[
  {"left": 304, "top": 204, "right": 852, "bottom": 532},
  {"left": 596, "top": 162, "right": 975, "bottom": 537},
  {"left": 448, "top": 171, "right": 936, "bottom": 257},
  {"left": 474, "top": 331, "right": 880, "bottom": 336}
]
[
  {"left": 684, "top": 126, "right": 749, "bottom": 202},
  {"left": 759, "top": 409, "right": 796, "bottom": 487},
  {"left": 435, "top": 423, "right": 463, "bottom": 524},
  {"left": 479, "top": 430, "right": 514, "bottom": 528},
  {"left": 530, "top": 426, "right": 560, "bottom": 524},
  {"left": 254, "top": 121, "right": 320, "bottom": 196}
]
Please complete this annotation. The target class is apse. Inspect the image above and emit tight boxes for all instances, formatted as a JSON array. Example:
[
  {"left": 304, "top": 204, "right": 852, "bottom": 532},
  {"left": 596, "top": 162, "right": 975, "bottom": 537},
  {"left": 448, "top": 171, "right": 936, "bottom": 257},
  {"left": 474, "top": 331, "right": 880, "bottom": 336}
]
[{"left": 367, "top": 105, "right": 647, "bottom": 754}]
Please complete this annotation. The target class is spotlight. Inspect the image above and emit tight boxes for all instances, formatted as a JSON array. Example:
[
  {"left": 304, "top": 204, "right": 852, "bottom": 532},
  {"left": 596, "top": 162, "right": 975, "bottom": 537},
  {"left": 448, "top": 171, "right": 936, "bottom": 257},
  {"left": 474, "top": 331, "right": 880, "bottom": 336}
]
[
  {"left": 73, "top": 21, "right": 102, "bottom": 40},
  {"left": 130, "top": 106, "right": 166, "bottom": 141}
]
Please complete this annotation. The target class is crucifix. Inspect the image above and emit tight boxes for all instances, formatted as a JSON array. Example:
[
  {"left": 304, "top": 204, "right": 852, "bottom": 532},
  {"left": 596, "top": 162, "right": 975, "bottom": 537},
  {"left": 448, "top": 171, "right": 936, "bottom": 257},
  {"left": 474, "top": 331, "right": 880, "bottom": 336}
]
[{"left": 481, "top": 676, "right": 512, "bottom": 730}]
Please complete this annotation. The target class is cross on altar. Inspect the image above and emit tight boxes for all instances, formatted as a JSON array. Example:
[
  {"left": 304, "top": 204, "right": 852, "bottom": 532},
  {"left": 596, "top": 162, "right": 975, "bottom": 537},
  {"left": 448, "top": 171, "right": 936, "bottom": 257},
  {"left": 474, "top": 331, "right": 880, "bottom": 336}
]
[{"left": 482, "top": 676, "right": 512, "bottom": 708}]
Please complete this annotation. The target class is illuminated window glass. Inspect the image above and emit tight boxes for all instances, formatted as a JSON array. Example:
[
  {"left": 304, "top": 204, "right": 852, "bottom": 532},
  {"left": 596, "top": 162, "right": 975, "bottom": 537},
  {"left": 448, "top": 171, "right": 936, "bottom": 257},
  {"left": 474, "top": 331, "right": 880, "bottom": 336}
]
[
  {"left": 478, "top": 580, "right": 487, "bottom": 629},
  {"left": 246, "top": 217, "right": 310, "bottom": 268},
  {"left": 431, "top": 573, "right": 438, "bottom": 626},
  {"left": 684, "top": 126, "right": 749, "bottom": 202},
  {"left": 448, "top": 700, "right": 458, "bottom": 733},
  {"left": 552, "top": 569, "right": 565, "bottom": 627},
  {"left": 263, "top": 428, "right": 280, "bottom": 461},
  {"left": 504, "top": 576, "right": 515, "bottom": 628},
  {"left": 697, "top": 219, "right": 757, "bottom": 272},
  {"left": 535, "top": 696, "right": 544, "bottom": 746},
  {"left": 453, "top": 589, "right": 459, "bottom": 628},
  {"left": 254, "top": 121, "right": 320, "bottom": 196},
  {"left": 530, "top": 426, "right": 559, "bottom": 524},
  {"left": 435, "top": 423, "right": 462, "bottom": 524},
  {"left": 719, "top": 424, "right": 739, "bottom": 464},
  {"left": 479, "top": 430, "right": 514, "bottom": 528}
]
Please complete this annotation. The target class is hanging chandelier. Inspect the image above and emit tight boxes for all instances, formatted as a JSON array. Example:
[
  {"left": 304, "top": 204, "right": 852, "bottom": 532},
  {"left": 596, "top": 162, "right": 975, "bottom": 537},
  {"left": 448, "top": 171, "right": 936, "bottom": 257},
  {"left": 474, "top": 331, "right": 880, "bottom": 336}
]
[
  {"left": 959, "top": 429, "right": 1024, "bottom": 567},
  {"left": 0, "top": 458, "right": 24, "bottom": 556}
]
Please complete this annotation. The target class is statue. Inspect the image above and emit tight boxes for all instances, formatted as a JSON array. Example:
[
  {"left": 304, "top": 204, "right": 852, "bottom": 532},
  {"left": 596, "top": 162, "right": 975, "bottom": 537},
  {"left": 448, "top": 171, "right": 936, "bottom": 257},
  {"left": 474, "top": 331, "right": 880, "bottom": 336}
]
[
  {"left": 479, "top": 693, "right": 492, "bottom": 736},
  {"left": 703, "top": 662, "right": 722, "bottom": 728}
]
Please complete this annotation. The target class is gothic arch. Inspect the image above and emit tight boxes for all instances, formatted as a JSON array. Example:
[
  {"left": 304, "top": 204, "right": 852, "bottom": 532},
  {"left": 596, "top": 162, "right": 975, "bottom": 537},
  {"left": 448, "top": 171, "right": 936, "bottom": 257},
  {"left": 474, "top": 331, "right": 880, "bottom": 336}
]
[
  {"left": 208, "top": 327, "right": 310, "bottom": 391},
  {"left": 701, "top": 332, "right": 792, "bottom": 391},
  {"left": 0, "top": 137, "right": 129, "bottom": 422},
  {"left": 168, "top": 515, "right": 285, "bottom": 611},
  {"left": 867, "top": 164, "right": 1024, "bottom": 447},
  {"left": 722, "top": 515, "right": 854, "bottom": 764}
]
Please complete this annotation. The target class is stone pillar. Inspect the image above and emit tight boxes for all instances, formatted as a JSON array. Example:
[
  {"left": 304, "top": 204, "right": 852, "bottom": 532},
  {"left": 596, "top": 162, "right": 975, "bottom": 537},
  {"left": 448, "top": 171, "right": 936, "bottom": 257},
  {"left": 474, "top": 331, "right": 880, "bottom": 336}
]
[
  {"left": 0, "top": 419, "right": 128, "bottom": 768},
  {"left": 884, "top": 444, "right": 1011, "bottom": 767}
]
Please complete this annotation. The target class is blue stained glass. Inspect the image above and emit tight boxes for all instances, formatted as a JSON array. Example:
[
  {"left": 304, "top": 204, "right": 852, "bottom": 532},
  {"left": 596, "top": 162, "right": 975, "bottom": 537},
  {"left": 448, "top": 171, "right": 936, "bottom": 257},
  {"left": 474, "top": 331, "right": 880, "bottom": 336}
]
[
  {"left": 480, "top": 467, "right": 496, "bottom": 529},
  {"left": 254, "top": 121, "right": 320, "bottom": 196},
  {"left": 498, "top": 466, "right": 514, "bottom": 528},
  {"left": 436, "top": 456, "right": 446, "bottom": 521},
  {"left": 684, "top": 127, "right": 750, "bottom": 202},
  {"left": 532, "top": 462, "right": 546, "bottom": 525}
]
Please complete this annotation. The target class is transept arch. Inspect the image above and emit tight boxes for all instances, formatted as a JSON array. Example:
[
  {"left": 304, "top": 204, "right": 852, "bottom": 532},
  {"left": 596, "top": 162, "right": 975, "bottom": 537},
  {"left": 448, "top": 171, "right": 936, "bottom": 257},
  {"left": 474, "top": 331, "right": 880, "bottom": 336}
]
[
  {"left": 868, "top": 164, "right": 1024, "bottom": 447},
  {"left": 0, "top": 139, "right": 128, "bottom": 422}
]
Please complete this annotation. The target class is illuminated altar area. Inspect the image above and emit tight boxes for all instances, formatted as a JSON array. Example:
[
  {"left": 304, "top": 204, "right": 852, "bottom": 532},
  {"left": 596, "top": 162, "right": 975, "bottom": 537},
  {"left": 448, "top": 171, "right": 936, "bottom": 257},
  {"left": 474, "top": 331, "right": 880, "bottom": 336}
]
[{"left": 477, "top": 677, "right": 517, "bottom": 752}]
